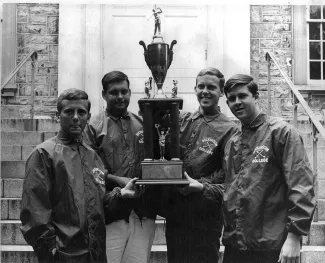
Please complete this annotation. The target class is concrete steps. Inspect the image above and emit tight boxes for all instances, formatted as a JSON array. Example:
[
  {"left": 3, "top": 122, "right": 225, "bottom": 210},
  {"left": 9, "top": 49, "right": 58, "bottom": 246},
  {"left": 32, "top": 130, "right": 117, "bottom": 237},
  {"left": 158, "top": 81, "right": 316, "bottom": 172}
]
[
  {"left": 2, "top": 219, "right": 325, "bottom": 246},
  {"left": 0, "top": 219, "right": 167, "bottom": 246},
  {"left": 2, "top": 245, "right": 325, "bottom": 263},
  {"left": 0, "top": 245, "right": 170, "bottom": 263},
  {"left": 1, "top": 118, "right": 325, "bottom": 263}
]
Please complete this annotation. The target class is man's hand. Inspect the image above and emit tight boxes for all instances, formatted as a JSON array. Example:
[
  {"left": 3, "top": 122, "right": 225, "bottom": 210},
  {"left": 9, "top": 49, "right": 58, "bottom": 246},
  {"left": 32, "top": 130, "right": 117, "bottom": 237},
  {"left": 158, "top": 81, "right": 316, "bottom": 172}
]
[
  {"left": 278, "top": 232, "right": 301, "bottom": 263},
  {"left": 178, "top": 172, "right": 204, "bottom": 196},
  {"left": 120, "top": 178, "right": 145, "bottom": 199}
]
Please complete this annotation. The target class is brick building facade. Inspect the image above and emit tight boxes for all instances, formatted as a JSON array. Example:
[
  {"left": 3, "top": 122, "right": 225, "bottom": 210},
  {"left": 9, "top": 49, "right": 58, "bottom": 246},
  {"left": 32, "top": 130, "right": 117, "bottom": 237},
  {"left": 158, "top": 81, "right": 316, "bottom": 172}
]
[
  {"left": 250, "top": 5, "right": 294, "bottom": 119},
  {"left": 1, "top": 3, "right": 59, "bottom": 118},
  {"left": 1, "top": 4, "right": 322, "bottom": 119}
]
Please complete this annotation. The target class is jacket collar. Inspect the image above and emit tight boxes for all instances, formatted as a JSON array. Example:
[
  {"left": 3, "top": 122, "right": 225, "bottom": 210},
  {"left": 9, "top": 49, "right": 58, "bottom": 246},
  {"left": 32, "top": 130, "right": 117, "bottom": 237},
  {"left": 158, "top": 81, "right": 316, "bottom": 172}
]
[
  {"left": 105, "top": 109, "right": 130, "bottom": 121},
  {"left": 242, "top": 112, "right": 266, "bottom": 130},
  {"left": 190, "top": 107, "right": 220, "bottom": 123},
  {"left": 57, "top": 130, "right": 87, "bottom": 150}
]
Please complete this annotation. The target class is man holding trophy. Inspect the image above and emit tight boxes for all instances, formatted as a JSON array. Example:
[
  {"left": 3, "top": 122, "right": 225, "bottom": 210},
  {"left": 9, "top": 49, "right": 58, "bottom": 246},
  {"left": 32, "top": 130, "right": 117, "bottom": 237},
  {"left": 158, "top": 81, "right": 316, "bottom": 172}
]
[{"left": 159, "top": 68, "right": 239, "bottom": 262}]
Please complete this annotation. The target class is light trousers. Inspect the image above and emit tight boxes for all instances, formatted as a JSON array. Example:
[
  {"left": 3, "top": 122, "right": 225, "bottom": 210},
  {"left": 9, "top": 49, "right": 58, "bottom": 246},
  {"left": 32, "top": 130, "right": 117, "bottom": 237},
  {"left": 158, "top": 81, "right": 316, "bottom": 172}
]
[{"left": 105, "top": 210, "right": 156, "bottom": 263}]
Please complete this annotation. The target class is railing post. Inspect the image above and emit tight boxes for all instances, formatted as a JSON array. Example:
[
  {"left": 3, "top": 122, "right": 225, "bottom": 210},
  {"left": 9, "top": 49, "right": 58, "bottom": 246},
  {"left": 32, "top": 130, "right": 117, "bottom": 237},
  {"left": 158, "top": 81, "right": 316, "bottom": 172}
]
[
  {"left": 266, "top": 54, "right": 272, "bottom": 116},
  {"left": 30, "top": 52, "right": 38, "bottom": 119},
  {"left": 312, "top": 122, "right": 318, "bottom": 222},
  {"left": 292, "top": 91, "right": 298, "bottom": 128}
]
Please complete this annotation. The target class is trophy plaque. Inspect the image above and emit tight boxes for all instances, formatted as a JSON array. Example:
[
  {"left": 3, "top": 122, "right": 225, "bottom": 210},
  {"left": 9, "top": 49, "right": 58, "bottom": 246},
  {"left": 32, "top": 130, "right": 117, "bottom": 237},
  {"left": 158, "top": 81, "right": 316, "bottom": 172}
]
[{"left": 137, "top": 7, "right": 188, "bottom": 185}]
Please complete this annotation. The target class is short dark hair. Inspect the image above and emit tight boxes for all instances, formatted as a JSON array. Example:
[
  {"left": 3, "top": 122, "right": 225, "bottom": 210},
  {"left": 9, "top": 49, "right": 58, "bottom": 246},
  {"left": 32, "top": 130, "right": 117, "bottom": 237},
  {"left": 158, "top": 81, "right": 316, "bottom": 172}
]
[
  {"left": 57, "top": 88, "right": 91, "bottom": 113},
  {"left": 196, "top": 67, "right": 225, "bottom": 90},
  {"left": 224, "top": 74, "right": 258, "bottom": 97},
  {"left": 102, "top": 71, "right": 130, "bottom": 94}
]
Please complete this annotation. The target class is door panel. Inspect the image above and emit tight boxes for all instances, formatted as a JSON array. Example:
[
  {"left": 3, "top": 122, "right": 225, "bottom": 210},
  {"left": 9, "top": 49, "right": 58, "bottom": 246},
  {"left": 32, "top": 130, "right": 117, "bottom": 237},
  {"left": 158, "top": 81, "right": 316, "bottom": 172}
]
[{"left": 102, "top": 5, "right": 207, "bottom": 113}]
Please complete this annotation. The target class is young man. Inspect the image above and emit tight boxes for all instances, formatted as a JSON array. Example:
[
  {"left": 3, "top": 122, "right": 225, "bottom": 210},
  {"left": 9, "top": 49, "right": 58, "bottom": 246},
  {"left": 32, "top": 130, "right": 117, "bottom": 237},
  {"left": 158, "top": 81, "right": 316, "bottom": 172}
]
[
  {"left": 20, "top": 89, "right": 142, "bottom": 263},
  {"left": 83, "top": 71, "right": 156, "bottom": 263},
  {"left": 160, "top": 67, "right": 238, "bottom": 263},
  {"left": 222, "top": 74, "right": 316, "bottom": 263}
]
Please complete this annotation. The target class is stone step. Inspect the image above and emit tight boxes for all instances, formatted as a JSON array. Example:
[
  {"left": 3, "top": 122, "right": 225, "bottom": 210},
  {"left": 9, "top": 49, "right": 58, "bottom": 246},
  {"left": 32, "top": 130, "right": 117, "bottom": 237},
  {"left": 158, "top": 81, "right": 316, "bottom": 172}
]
[
  {"left": 2, "top": 219, "right": 325, "bottom": 246},
  {"left": 0, "top": 245, "right": 170, "bottom": 263},
  {"left": 1, "top": 245, "right": 325, "bottom": 263},
  {"left": 1, "top": 146, "right": 35, "bottom": 161},
  {"left": 1, "top": 119, "right": 59, "bottom": 132},
  {"left": 0, "top": 219, "right": 166, "bottom": 246},
  {"left": 3, "top": 196, "right": 325, "bottom": 222},
  {"left": 1, "top": 198, "right": 21, "bottom": 220},
  {"left": 1, "top": 161, "right": 26, "bottom": 179},
  {"left": 1, "top": 132, "right": 57, "bottom": 146},
  {"left": 2, "top": 176, "right": 325, "bottom": 209}
]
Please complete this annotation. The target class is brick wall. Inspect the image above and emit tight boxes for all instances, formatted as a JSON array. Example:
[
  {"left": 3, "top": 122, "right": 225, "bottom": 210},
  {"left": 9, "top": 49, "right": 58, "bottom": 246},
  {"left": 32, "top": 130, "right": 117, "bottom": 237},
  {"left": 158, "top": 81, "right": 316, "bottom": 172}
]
[
  {"left": 3, "top": 3, "right": 59, "bottom": 118},
  {"left": 250, "top": 5, "right": 294, "bottom": 119}
]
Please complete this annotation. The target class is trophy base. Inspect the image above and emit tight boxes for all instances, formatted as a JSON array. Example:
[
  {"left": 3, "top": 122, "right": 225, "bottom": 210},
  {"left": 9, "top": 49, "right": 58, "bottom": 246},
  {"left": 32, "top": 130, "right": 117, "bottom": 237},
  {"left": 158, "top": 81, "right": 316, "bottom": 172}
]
[
  {"left": 138, "top": 160, "right": 187, "bottom": 185},
  {"left": 135, "top": 179, "right": 189, "bottom": 185}
]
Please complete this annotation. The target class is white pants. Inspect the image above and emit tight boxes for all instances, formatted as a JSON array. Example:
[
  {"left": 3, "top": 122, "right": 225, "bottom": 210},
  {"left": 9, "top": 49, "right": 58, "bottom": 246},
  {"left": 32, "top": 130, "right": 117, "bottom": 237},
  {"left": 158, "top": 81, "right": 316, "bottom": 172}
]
[{"left": 105, "top": 210, "right": 156, "bottom": 263}]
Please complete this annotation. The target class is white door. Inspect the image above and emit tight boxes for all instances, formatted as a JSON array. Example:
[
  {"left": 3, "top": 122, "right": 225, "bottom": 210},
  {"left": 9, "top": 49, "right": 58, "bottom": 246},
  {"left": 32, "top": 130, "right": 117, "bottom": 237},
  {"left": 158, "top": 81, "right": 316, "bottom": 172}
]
[
  {"left": 102, "top": 5, "right": 208, "bottom": 114},
  {"left": 59, "top": 4, "right": 250, "bottom": 117}
]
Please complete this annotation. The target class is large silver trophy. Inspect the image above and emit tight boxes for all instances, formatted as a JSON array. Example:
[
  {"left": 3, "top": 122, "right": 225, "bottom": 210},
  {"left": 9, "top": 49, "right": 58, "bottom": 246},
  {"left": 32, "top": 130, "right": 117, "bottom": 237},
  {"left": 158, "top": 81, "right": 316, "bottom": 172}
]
[{"left": 137, "top": 7, "right": 187, "bottom": 184}]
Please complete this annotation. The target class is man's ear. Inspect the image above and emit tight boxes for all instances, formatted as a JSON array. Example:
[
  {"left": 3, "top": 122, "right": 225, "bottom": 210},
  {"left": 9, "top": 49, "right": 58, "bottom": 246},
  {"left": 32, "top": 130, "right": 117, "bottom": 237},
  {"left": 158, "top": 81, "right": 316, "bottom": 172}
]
[
  {"left": 102, "top": 90, "right": 106, "bottom": 100},
  {"left": 56, "top": 111, "right": 60, "bottom": 123},
  {"left": 87, "top": 113, "right": 91, "bottom": 123},
  {"left": 254, "top": 92, "right": 259, "bottom": 100},
  {"left": 220, "top": 87, "right": 224, "bottom": 97}
]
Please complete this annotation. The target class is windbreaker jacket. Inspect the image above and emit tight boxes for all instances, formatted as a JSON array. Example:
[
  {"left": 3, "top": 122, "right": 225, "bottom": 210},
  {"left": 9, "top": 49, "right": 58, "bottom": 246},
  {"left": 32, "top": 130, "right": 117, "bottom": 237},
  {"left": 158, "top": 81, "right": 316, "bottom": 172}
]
[
  {"left": 161, "top": 110, "right": 238, "bottom": 232},
  {"left": 83, "top": 110, "right": 156, "bottom": 223},
  {"left": 20, "top": 131, "right": 107, "bottom": 262},
  {"left": 222, "top": 113, "right": 316, "bottom": 251}
]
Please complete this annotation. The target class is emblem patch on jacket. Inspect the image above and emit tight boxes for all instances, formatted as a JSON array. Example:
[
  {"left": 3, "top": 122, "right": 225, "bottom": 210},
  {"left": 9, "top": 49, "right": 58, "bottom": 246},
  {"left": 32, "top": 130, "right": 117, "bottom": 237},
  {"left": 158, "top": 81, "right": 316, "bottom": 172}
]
[
  {"left": 136, "top": 130, "right": 144, "bottom": 143},
  {"left": 92, "top": 168, "right": 105, "bottom": 185},
  {"left": 252, "top": 146, "right": 269, "bottom": 163},
  {"left": 199, "top": 138, "right": 218, "bottom": 155}
]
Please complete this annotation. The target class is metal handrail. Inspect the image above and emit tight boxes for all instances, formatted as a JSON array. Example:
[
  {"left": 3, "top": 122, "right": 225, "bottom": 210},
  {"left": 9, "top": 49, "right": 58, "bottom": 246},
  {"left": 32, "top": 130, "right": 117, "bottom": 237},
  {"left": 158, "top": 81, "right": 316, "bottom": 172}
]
[
  {"left": 1, "top": 51, "right": 38, "bottom": 119},
  {"left": 266, "top": 51, "right": 323, "bottom": 223},
  {"left": 265, "top": 52, "right": 325, "bottom": 140},
  {"left": 1, "top": 50, "right": 38, "bottom": 91}
]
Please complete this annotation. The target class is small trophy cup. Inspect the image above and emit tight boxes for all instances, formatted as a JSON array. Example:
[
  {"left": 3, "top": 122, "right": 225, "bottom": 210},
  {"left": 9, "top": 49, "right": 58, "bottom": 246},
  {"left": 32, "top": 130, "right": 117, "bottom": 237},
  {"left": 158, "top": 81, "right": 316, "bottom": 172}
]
[{"left": 137, "top": 7, "right": 187, "bottom": 185}]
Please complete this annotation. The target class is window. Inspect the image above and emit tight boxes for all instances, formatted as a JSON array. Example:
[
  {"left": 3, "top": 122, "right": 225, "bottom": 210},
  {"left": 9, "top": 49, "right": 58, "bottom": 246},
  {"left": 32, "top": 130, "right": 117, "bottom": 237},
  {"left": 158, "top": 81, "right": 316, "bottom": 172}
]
[{"left": 307, "top": 5, "right": 325, "bottom": 83}]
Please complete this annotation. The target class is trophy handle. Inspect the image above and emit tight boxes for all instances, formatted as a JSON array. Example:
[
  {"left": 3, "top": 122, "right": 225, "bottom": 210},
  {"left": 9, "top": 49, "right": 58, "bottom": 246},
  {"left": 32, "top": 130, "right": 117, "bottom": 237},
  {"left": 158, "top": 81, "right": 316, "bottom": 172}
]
[
  {"left": 168, "top": 40, "right": 177, "bottom": 69},
  {"left": 139, "top": 40, "right": 149, "bottom": 67}
]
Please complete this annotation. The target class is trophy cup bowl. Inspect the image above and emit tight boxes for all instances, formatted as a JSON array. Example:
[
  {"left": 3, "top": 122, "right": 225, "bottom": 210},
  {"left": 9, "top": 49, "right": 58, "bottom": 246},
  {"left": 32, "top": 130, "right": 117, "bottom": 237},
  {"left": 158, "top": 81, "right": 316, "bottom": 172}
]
[{"left": 139, "top": 39, "right": 177, "bottom": 97}]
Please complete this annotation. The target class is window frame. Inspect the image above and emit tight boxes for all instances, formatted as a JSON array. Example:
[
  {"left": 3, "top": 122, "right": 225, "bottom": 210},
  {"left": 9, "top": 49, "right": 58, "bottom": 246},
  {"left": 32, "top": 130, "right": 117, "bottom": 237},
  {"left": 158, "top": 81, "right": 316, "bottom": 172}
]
[{"left": 306, "top": 5, "right": 325, "bottom": 85}]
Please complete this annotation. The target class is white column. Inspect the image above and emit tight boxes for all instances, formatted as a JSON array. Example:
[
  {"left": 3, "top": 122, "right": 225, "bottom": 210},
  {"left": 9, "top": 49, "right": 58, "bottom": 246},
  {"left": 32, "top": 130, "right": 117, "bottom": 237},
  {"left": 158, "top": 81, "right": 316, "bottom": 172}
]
[
  {"left": 58, "top": 4, "right": 104, "bottom": 116},
  {"left": 84, "top": 5, "right": 104, "bottom": 116},
  {"left": 58, "top": 5, "right": 86, "bottom": 93}
]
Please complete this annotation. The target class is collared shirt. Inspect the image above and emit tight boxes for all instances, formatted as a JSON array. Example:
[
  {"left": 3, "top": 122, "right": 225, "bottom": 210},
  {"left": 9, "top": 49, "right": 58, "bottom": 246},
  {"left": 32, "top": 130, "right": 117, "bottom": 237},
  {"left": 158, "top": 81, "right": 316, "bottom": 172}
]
[
  {"left": 161, "top": 109, "right": 238, "bottom": 231},
  {"left": 84, "top": 110, "right": 144, "bottom": 179},
  {"left": 222, "top": 113, "right": 316, "bottom": 251},
  {"left": 20, "top": 131, "right": 107, "bottom": 262},
  {"left": 83, "top": 110, "right": 156, "bottom": 223}
]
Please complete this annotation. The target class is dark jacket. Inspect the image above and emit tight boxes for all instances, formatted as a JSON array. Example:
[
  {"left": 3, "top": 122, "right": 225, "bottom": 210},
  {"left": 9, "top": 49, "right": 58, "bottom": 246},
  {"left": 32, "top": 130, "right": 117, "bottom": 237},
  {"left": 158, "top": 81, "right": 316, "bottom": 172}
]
[
  {"left": 160, "top": 110, "right": 238, "bottom": 232},
  {"left": 20, "top": 131, "right": 107, "bottom": 263},
  {"left": 222, "top": 113, "right": 316, "bottom": 251},
  {"left": 83, "top": 110, "right": 157, "bottom": 224}
]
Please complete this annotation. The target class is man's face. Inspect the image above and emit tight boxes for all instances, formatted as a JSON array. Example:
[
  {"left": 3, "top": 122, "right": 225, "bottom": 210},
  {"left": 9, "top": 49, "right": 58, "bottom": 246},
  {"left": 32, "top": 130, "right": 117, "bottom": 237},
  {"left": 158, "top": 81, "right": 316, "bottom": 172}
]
[
  {"left": 195, "top": 75, "right": 224, "bottom": 114},
  {"left": 102, "top": 80, "right": 131, "bottom": 117},
  {"left": 57, "top": 99, "right": 90, "bottom": 138},
  {"left": 226, "top": 84, "right": 260, "bottom": 124}
]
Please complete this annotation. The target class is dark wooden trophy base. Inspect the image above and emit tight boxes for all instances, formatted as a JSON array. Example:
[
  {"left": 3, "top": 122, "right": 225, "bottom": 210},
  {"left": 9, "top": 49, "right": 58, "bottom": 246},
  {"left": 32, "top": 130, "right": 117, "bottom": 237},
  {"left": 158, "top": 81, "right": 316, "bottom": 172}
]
[
  {"left": 135, "top": 159, "right": 189, "bottom": 185},
  {"left": 137, "top": 97, "right": 188, "bottom": 185}
]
